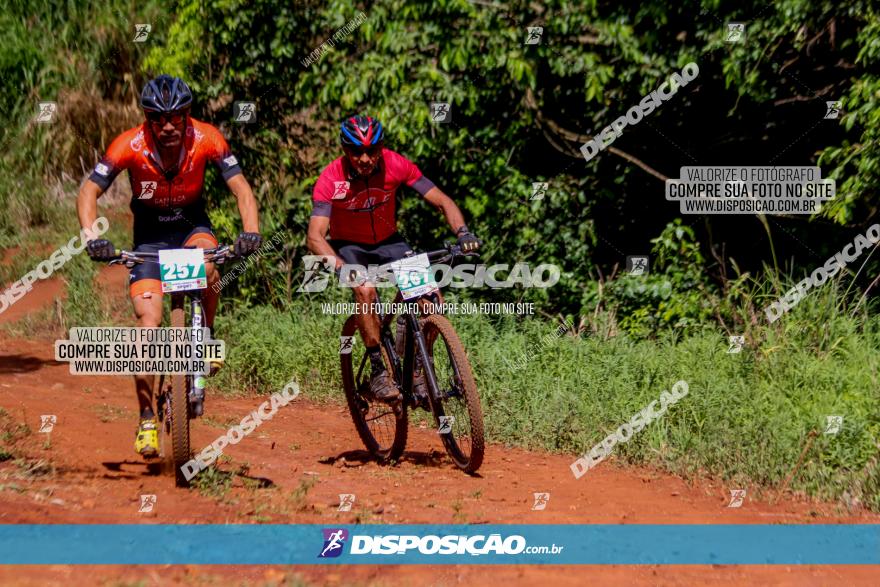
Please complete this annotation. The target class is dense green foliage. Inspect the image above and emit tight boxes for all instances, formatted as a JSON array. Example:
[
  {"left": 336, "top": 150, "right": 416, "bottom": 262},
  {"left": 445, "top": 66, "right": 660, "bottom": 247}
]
[
  {"left": 137, "top": 0, "right": 880, "bottom": 318},
  {"left": 3, "top": 0, "right": 879, "bottom": 321}
]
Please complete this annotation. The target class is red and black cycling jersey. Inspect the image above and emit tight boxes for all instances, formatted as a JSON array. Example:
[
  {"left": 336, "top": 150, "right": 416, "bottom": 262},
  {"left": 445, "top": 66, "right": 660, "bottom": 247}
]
[
  {"left": 88, "top": 118, "right": 242, "bottom": 244},
  {"left": 311, "top": 148, "right": 436, "bottom": 244}
]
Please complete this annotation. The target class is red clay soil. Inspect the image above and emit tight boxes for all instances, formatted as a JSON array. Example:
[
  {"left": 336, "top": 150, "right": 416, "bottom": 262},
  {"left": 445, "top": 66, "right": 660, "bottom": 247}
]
[
  {"left": 0, "top": 276, "right": 878, "bottom": 586},
  {"left": 0, "top": 278, "right": 64, "bottom": 325}
]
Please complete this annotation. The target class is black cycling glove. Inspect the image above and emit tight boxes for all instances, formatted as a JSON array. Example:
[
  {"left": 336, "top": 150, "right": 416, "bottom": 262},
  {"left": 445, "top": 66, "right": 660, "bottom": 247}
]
[
  {"left": 234, "top": 232, "right": 262, "bottom": 257},
  {"left": 456, "top": 225, "right": 481, "bottom": 253},
  {"left": 86, "top": 239, "right": 116, "bottom": 261}
]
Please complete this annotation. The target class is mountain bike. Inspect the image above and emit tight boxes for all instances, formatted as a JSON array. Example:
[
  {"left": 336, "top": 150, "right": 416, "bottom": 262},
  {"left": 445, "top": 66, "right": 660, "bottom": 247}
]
[
  {"left": 104, "top": 245, "right": 234, "bottom": 486},
  {"left": 339, "top": 243, "right": 485, "bottom": 474}
]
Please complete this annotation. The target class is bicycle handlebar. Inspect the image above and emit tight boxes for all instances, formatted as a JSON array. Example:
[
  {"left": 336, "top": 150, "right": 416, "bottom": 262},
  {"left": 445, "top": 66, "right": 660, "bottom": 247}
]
[
  {"left": 341, "top": 242, "right": 482, "bottom": 288},
  {"left": 423, "top": 241, "right": 483, "bottom": 265},
  {"left": 105, "top": 244, "right": 236, "bottom": 268}
]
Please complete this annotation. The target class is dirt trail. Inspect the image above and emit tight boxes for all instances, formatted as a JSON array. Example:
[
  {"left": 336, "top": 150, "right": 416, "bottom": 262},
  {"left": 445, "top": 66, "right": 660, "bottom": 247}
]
[
  {"left": 0, "top": 280, "right": 878, "bottom": 586},
  {"left": 0, "top": 278, "right": 64, "bottom": 325}
]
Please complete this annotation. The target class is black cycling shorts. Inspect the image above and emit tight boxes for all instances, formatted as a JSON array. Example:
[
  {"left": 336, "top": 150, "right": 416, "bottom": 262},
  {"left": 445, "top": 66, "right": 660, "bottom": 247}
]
[
  {"left": 129, "top": 226, "right": 217, "bottom": 298},
  {"left": 328, "top": 233, "right": 413, "bottom": 267}
]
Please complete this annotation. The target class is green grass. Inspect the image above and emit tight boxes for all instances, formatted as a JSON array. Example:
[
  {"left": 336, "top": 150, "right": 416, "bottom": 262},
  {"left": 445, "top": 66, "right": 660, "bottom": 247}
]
[
  {"left": 0, "top": 408, "right": 31, "bottom": 462},
  {"left": 206, "top": 283, "right": 880, "bottom": 510},
  {"left": 4, "top": 223, "right": 879, "bottom": 510},
  {"left": 191, "top": 464, "right": 235, "bottom": 500},
  {"left": 210, "top": 301, "right": 344, "bottom": 398},
  {"left": 0, "top": 196, "right": 131, "bottom": 340},
  {"left": 0, "top": 0, "right": 172, "bottom": 248},
  {"left": 287, "top": 476, "right": 317, "bottom": 513}
]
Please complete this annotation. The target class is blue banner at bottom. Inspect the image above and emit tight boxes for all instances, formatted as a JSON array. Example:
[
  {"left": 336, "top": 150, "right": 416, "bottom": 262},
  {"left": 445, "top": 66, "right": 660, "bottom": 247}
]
[{"left": 0, "top": 524, "right": 877, "bottom": 565}]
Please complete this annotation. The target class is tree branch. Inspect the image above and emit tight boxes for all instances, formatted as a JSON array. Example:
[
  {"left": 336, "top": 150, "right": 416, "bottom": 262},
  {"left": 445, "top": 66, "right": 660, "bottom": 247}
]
[
  {"left": 523, "top": 87, "right": 670, "bottom": 181},
  {"left": 773, "top": 83, "right": 836, "bottom": 105},
  {"left": 607, "top": 147, "right": 669, "bottom": 181}
]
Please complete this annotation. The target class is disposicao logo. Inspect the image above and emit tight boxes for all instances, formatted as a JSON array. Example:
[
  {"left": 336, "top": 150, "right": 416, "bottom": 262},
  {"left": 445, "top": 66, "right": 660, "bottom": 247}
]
[{"left": 319, "top": 528, "right": 349, "bottom": 558}]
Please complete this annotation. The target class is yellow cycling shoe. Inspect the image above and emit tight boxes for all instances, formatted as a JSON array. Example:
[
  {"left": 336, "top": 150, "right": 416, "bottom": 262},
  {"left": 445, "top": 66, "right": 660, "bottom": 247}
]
[
  {"left": 208, "top": 359, "right": 223, "bottom": 377},
  {"left": 134, "top": 418, "right": 159, "bottom": 459}
]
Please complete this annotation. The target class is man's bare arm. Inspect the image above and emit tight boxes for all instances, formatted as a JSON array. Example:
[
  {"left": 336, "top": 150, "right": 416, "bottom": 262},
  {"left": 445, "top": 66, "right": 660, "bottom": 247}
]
[
  {"left": 76, "top": 179, "right": 104, "bottom": 233},
  {"left": 422, "top": 186, "right": 466, "bottom": 233},
  {"left": 225, "top": 174, "right": 260, "bottom": 233},
  {"left": 307, "top": 215, "right": 343, "bottom": 269}
]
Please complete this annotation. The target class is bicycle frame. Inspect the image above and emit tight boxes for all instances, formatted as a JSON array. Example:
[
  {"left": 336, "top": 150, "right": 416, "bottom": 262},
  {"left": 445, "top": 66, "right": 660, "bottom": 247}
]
[
  {"left": 110, "top": 245, "right": 232, "bottom": 416},
  {"left": 374, "top": 287, "right": 456, "bottom": 410},
  {"left": 155, "top": 291, "right": 207, "bottom": 422},
  {"left": 362, "top": 245, "right": 476, "bottom": 408},
  {"left": 178, "top": 290, "right": 207, "bottom": 412},
  {"left": 374, "top": 293, "right": 430, "bottom": 407}
]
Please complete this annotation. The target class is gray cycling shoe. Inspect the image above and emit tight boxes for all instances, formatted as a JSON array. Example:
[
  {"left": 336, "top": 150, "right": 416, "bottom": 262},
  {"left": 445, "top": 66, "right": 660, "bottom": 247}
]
[
  {"left": 370, "top": 370, "right": 401, "bottom": 403},
  {"left": 412, "top": 363, "right": 429, "bottom": 404}
]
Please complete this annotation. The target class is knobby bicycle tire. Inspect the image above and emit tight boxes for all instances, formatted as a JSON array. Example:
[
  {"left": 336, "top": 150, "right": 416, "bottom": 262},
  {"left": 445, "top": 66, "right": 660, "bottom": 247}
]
[
  {"left": 340, "top": 315, "right": 408, "bottom": 462},
  {"left": 421, "top": 314, "right": 485, "bottom": 473},
  {"left": 170, "top": 298, "right": 191, "bottom": 487}
]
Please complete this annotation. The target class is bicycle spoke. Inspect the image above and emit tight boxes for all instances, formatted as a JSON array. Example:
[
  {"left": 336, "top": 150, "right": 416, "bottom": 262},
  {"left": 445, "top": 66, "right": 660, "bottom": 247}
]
[
  {"left": 365, "top": 410, "right": 394, "bottom": 423},
  {"left": 343, "top": 327, "right": 404, "bottom": 456},
  {"left": 429, "top": 333, "right": 473, "bottom": 457}
]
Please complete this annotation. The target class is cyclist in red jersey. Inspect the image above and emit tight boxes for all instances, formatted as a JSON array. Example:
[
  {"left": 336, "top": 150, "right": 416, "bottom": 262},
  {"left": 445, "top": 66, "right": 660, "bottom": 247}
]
[
  {"left": 76, "top": 75, "right": 262, "bottom": 458},
  {"left": 307, "top": 115, "right": 480, "bottom": 402}
]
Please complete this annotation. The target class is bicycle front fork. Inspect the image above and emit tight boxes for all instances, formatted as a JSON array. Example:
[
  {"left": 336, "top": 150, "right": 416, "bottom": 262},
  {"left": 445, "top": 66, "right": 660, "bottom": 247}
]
[
  {"left": 402, "top": 313, "right": 441, "bottom": 405},
  {"left": 189, "top": 297, "right": 207, "bottom": 416}
]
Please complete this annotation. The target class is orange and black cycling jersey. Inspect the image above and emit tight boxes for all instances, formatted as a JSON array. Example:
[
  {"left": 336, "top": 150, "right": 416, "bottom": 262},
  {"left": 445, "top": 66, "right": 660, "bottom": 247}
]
[{"left": 88, "top": 118, "right": 242, "bottom": 244}]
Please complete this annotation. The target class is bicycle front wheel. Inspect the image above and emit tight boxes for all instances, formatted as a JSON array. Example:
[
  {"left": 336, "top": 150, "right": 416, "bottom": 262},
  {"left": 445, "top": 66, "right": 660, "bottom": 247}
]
[
  {"left": 421, "top": 314, "right": 485, "bottom": 473},
  {"left": 340, "top": 315, "right": 408, "bottom": 463},
  {"left": 170, "top": 297, "right": 191, "bottom": 487}
]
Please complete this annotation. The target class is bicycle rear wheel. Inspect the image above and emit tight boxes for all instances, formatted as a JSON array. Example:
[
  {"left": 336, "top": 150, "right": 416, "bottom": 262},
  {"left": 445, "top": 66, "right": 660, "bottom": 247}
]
[
  {"left": 170, "top": 297, "right": 191, "bottom": 487},
  {"left": 421, "top": 314, "right": 485, "bottom": 473},
  {"left": 340, "top": 315, "right": 407, "bottom": 462}
]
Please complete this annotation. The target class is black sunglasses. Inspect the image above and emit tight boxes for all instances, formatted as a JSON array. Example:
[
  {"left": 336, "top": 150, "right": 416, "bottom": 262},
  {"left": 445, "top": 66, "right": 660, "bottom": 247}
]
[
  {"left": 147, "top": 112, "right": 187, "bottom": 126},
  {"left": 346, "top": 145, "right": 382, "bottom": 157}
]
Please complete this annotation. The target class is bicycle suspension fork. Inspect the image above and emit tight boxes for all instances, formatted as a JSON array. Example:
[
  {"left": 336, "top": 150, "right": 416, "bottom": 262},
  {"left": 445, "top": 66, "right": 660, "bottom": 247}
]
[
  {"left": 189, "top": 296, "right": 207, "bottom": 416},
  {"left": 403, "top": 312, "right": 441, "bottom": 402}
]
